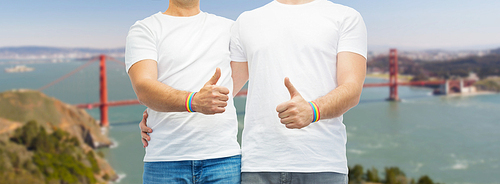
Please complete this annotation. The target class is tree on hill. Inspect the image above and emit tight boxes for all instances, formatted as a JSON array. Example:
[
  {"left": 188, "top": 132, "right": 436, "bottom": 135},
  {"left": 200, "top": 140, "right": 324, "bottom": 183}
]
[
  {"left": 348, "top": 165, "right": 440, "bottom": 184},
  {"left": 367, "top": 167, "right": 381, "bottom": 182},
  {"left": 417, "top": 175, "right": 434, "bottom": 184},
  {"left": 385, "top": 167, "right": 407, "bottom": 184},
  {"left": 2, "top": 120, "right": 110, "bottom": 184},
  {"left": 349, "top": 164, "right": 364, "bottom": 184}
]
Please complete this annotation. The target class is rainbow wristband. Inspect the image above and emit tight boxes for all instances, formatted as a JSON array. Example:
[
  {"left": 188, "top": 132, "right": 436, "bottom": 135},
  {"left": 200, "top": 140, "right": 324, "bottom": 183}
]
[
  {"left": 185, "top": 92, "right": 197, "bottom": 113},
  {"left": 309, "top": 101, "right": 320, "bottom": 123}
]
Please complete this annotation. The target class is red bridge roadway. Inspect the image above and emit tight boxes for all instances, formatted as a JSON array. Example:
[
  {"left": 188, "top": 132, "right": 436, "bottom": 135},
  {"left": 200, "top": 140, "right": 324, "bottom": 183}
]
[
  {"left": 74, "top": 80, "right": 444, "bottom": 109},
  {"left": 363, "top": 81, "right": 445, "bottom": 87}
]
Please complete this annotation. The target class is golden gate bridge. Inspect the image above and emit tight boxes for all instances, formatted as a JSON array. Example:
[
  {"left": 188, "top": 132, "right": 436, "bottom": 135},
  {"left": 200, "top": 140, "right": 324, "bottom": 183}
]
[
  {"left": 37, "top": 49, "right": 470, "bottom": 127},
  {"left": 37, "top": 55, "right": 140, "bottom": 127}
]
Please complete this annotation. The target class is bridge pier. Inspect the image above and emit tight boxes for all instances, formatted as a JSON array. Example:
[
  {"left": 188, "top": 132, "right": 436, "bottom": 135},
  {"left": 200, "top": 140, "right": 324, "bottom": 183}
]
[
  {"left": 99, "top": 55, "right": 109, "bottom": 127},
  {"left": 387, "top": 49, "right": 400, "bottom": 101}
]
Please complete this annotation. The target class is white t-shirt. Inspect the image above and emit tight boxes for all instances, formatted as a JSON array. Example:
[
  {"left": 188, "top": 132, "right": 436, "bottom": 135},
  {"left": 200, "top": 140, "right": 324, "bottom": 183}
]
[
  {"left": 125, "top": 12, "right": 241, "bottom": 162},
  {"left": 230, "top": 0, "right": 367, "bottom": 173}
]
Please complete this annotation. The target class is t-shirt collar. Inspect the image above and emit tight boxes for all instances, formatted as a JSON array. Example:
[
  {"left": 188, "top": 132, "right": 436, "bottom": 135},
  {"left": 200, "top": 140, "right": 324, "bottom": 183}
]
[{"left": 158, "top": 11, "right": 203, "bottom": 19}]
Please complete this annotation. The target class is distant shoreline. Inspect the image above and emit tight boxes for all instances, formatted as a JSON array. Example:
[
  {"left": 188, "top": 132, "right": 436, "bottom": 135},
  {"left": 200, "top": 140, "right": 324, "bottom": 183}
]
[
  {"left": 366, "top": 73, "right": 500, "bottom": 95},
  {"left": 445, "top": 90, "right": 498, "bottom": 97}
]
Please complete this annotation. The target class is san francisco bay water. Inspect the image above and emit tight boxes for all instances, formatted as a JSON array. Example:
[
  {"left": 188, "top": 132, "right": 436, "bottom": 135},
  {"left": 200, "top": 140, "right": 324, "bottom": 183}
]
[{"left": 1, "top": 59, "right": 499, "bottom": 183}]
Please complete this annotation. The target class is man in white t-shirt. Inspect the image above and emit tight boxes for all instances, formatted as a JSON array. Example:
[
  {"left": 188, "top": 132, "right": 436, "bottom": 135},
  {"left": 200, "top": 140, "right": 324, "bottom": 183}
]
[
  {"left": 125, "top": 0, "right": 241, "bottom": 183},
  {"left": 229, "top": 0, "right": 367, "bottom": 183},
  {"left": 141, "top": 0, "right": 366, "bottom": 183}
]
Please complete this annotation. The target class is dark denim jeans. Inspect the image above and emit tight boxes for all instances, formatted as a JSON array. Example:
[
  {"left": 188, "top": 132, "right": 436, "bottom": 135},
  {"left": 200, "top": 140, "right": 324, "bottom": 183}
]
[
  {"left": 143, "top": 155, "right": 241, "bottom": 184},
  {"left": 241, "top": 172, "right": 347, "bottom": 184}
]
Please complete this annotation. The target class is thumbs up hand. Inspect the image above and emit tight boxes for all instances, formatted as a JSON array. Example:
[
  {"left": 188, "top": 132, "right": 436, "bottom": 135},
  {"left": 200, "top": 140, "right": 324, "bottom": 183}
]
[
  {"left": 276, "top": 77, "right": 314, "bottom": 129},
  {"left": 191, "top": 68, "right": 230, "bottom": 115}
]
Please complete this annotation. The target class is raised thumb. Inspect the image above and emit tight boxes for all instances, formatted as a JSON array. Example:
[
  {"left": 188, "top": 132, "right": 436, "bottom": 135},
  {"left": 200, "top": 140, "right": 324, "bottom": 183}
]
[
  {"left": 206, "top": 68, "right": 221, "bottom": 85},
  {"left": 284, "top": 77, "right": 300, "bottom": 98}
]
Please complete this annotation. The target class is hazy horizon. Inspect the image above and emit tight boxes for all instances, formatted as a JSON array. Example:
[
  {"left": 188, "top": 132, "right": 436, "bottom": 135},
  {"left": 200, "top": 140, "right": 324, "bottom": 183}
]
[{"left": 1, "top": 45, "right": 498, "bottom": 53}]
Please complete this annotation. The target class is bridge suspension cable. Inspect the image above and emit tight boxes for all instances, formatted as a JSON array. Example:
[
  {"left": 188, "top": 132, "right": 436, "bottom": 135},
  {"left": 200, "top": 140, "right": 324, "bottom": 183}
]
[
  {"left": 107, "top": 56, "right": 126, "bottom": 66},
  {"left": 38, "top": 57, "right": 99, "bottom": 91}
]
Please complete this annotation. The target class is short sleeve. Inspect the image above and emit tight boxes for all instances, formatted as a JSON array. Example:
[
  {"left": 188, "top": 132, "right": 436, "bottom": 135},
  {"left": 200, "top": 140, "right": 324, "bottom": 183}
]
[
  {"left": 125, "top": 22, "right": 158, "bottom": 73},
  {"left": 337, "top": 8, "right": 367, "bottom": 59},
  {"left": 230, "top": 16, "right": 247, "bottom": 62}
]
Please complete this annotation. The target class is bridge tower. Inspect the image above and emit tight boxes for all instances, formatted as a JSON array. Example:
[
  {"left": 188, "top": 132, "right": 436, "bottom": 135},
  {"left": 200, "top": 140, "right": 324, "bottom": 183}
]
[
  {"left": 387, "top": 49, "right": 400, "bottom": 101},
  {"left": 99, "top": 55, "right": 109, "bottom": 127}
]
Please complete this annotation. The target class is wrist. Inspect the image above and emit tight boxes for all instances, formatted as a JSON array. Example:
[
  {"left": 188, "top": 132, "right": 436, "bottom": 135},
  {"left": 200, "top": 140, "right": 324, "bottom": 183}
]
[
  {"left": 185, "top": 92, "right": 197, "bottom": 112},
  {"left": 309, "top": 101, "right": 320, "bottom": 123}
]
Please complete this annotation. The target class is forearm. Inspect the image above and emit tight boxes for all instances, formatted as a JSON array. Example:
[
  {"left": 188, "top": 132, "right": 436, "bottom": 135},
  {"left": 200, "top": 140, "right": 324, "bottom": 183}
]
[
  {"left": 133, "top": 78, "right": 190, "bottom": 112},
  {"left": 314, "top": 82, "right": 363, "bottom": 119},
  {"left": 231, "top": 61, "right": 249, "bottom": 96},
  {"left": 314, "top": 51, "right": 366, "bottom": 120}
]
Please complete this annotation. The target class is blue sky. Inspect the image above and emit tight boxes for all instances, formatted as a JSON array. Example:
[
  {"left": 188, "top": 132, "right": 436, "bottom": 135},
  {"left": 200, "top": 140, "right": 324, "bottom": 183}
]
[{"left": 1, "top": 0, "right": 499, "bottom": 51}]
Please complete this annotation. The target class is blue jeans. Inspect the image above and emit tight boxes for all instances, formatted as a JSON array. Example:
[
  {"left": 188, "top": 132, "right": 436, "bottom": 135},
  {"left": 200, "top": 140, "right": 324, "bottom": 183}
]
[
  {"left": 143, "top": 155, "right": 241, "bottom": 184},
  {"left": 241, "top": 172, "right": 347, "bottom": 184}
]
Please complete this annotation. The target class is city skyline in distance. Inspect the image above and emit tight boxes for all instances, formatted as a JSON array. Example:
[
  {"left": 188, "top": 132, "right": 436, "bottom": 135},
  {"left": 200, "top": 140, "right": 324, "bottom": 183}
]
[
  {"left": 1, "top": 0, "right": 499, "bottom": 50},
  {"left": 2, "top": 46, "right": 498, "bottom": 62}
]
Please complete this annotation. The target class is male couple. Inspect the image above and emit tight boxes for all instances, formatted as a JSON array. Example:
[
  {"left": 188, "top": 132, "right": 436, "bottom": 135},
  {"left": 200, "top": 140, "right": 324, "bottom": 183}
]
[{"left": 125, "top": 0, "right": 367, "bottom": 183}]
